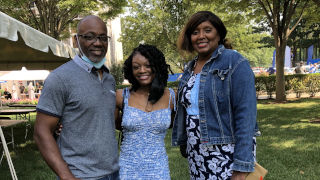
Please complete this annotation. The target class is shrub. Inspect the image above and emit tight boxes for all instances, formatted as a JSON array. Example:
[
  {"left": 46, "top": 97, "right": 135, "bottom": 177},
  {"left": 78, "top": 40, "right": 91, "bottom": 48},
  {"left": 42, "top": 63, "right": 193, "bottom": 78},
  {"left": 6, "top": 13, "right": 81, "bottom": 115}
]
[
  {"left": 288, "top": 74, "right": 306, "bottom": 98},
  {"left": 259, "top": 75, "right": 276, "bottom": 98},
  {"left": 255, "top": 73, "right": 320, "bottom": 99},
  {"left": 110, "top": 63, "right": 124, "bottom": 86},
  {"left": 304, "top": 74, "right": 320, "bottom": 97},
  {"left": 255, "top": 77, "right": 265, "bottom": 99}
]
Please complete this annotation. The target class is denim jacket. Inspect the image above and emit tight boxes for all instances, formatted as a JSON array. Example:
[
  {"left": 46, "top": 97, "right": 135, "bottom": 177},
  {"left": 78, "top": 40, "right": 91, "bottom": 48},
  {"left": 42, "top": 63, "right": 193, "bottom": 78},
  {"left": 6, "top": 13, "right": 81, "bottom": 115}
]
[{"left": 172, "top": 45, "right": 258, "bottom": 172}]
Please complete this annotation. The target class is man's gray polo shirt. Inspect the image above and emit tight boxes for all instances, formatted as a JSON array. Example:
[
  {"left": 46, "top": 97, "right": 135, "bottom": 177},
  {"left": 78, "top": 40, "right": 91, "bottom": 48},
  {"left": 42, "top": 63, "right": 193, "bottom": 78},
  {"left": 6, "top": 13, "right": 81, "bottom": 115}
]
[{"left": 37, "top": 56, "right": 119, "bottom": 180}]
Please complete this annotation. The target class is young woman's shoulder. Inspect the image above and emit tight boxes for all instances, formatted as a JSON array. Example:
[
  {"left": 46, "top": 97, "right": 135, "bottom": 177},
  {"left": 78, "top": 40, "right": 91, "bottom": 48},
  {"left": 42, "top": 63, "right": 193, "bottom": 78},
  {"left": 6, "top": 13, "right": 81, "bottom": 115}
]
[
  {"left": 116, "top": 89, "right": 123, "bottom": 96},
  {"left": 164, "top": 87, "right": 172, "bottom": 95},
  {"left": 165, "top": 87, "right": 177, "bottom": 95},
  {"left": 164, "top": 88, "right": 176, "bottom": 110}
]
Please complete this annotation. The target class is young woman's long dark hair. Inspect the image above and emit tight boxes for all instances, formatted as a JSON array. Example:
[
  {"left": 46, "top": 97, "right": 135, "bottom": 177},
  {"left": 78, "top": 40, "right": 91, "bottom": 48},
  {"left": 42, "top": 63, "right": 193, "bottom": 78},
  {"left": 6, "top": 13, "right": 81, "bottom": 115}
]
[{"left": 123, "top": 44, "right": 170, "bottom": 104}]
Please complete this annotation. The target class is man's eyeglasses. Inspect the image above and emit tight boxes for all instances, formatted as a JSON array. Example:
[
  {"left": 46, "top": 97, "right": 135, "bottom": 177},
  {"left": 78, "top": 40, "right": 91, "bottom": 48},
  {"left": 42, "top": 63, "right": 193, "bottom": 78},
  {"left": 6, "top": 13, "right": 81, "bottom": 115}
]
[{"left": 77, "top": 34, "right": 110, "bottom": 43}]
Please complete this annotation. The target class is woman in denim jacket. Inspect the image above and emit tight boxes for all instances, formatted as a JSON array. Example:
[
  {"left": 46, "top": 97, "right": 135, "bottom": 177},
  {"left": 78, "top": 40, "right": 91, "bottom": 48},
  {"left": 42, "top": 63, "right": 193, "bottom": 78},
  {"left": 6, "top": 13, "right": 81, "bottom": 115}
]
[{"left": 172, "top": 11, "right": 258, "bottom": 180}]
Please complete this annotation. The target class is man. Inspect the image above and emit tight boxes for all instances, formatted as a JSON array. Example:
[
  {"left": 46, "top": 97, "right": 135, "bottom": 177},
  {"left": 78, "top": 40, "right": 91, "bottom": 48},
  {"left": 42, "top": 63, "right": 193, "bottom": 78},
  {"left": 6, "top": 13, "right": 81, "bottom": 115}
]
[
  {"left": 34, "top": 15, "right": 119, "bottom": 180},
  {"left": 19, "top": 82, "right": 25, "bottom": 94},
  {"left": 294, "top": 61, "right": 305, "bottom": 74},
  {"left": 266, "top": 67, "right": 275, "bottom": 75},
  {"left": 3, "top": 88, "right": 12, "bottom": 99}
]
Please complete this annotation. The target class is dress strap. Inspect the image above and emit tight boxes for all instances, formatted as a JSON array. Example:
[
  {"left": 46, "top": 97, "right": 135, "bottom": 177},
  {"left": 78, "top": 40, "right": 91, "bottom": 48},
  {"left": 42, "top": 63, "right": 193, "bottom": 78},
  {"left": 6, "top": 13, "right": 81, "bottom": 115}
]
[
  {"left": 168, "top": 88, "right": 176, "bottom": 111},
  {"left": 122, "top": 87, "right": 130, "bottom": 105}
]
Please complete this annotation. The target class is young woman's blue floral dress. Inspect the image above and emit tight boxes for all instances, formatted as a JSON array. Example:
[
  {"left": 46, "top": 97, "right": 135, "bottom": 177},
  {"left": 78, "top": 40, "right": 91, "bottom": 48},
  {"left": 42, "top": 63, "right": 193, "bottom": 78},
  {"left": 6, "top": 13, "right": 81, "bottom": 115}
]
[
  {"left": 119, "top": 88, "right": 175, "bottom": 180},
  {"left": 181, "top": 72, "right": 256, "bottom": 180}
]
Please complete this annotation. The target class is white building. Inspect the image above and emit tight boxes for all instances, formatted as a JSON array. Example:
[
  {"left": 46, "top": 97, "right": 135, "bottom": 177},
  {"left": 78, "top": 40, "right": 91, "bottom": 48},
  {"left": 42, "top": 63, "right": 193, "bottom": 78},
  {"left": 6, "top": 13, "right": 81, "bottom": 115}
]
[{"left": 106, "top": 16, "right": 124, "bottom": 66}]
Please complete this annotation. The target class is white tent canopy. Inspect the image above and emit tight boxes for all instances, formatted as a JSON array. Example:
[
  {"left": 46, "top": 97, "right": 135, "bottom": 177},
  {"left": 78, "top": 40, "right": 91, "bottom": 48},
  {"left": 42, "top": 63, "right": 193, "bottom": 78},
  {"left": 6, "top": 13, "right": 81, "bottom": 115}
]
[
  {"left": 0, "top": 67, "right": 49, "bottom": 81},
  {"left": 0, "top": 11, "right": 77, "bottom": 70}
]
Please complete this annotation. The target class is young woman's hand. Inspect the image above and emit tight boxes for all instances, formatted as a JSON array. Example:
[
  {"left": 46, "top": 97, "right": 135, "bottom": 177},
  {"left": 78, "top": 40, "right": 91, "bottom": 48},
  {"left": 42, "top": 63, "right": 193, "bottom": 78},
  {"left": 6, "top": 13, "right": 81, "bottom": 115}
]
[{"left": 53, "top": 122, "right": 63, "bottom": 139}]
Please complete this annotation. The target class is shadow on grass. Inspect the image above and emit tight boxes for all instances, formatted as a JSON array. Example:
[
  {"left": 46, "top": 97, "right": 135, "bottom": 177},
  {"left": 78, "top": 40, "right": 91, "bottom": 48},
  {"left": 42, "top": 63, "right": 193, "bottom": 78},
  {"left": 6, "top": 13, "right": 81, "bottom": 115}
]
[
  {"left": 257, "top": 98, "right": 320, "bottom": 179},
  {"left": 1, "top": 105, "right": 320, "bottom": 179}
]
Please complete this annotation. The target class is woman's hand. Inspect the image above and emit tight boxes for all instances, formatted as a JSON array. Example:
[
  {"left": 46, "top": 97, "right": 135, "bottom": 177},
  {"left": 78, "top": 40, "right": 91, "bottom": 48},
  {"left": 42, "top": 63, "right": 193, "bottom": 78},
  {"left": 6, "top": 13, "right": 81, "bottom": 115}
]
[
  {"left": 53, "top": 122, "right": 63, "bottom": 139},
  {"left": 231, "top": 171, "right": 248, "bottom": 180}
]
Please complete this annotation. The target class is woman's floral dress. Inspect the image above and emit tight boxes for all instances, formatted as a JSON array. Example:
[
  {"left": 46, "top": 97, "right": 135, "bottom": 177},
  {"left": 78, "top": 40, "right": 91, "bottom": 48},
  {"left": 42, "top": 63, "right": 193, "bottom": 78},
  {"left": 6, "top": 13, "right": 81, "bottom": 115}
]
[{"left": 181, "top": 73, "right": 256, "bottom": 180}]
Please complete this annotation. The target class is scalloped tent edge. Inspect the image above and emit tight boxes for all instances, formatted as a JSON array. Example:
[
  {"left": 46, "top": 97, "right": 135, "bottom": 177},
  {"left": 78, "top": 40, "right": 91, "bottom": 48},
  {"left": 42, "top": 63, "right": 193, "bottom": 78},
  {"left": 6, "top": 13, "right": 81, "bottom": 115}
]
[{"left": 0, "top": 11, "right": 77, "bottom": 70}]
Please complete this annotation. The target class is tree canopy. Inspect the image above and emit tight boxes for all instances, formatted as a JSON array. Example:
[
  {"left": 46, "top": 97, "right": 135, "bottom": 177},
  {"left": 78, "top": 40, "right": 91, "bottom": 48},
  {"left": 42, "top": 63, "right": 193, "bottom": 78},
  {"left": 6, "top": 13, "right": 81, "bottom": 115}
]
[
  {"left": 121, "top": 0, "right": 320, "bottom": 101},
  {"left": 0, "top": 0, "right": 127, "bottom": 39},
  {"left": 121, "top": 0, "right": 272, "bottom": 72}
]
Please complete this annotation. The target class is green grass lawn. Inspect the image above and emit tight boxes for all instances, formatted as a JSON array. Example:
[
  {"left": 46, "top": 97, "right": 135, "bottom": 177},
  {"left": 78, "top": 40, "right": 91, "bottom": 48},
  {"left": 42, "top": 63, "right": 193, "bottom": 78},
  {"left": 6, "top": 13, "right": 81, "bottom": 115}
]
[{"left": 1, "top": 98, "right": 320, "bottom": 179}]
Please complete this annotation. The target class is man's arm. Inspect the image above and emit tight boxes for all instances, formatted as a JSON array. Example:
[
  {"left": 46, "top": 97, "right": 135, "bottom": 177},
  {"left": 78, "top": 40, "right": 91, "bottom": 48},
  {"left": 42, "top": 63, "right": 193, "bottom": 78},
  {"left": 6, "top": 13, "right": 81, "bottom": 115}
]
[
  {"left": 114, "top": 89, "right": 123, "bottom": 130},
  {"left": 33, "top": 112, "right": 79, "bottom": 180}
]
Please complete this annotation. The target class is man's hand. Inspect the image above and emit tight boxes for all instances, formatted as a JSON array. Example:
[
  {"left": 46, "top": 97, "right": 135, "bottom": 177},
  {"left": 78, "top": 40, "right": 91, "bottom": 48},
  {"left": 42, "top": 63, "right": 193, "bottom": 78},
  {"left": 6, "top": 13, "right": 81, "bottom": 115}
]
[{"left": 231, "top": 171, "right": 248, "bottom": 180}]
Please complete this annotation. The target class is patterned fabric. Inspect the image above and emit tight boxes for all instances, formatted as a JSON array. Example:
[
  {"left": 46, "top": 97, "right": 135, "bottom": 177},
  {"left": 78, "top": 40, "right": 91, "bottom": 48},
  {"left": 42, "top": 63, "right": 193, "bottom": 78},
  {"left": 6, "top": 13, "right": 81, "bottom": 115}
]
[
  {"left": 182, "top": 73, "right": 256, "bottom": 180},
  {"left": 119, "top": 88, "right": 175, "bottom": 180},
  {"left": 181, "top": 74, "right": 197, "bottom": 109}
]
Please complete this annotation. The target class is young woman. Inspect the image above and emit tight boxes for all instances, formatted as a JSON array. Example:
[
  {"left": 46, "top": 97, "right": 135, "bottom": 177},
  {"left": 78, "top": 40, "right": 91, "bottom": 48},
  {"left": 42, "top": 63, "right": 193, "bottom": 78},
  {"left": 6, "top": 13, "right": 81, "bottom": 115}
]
[
  {"left": 172, "top": 11, "right": 259, "bottom": 180},
  {"left": 115, "top": 44, "right": 175, "bottom": 179}
]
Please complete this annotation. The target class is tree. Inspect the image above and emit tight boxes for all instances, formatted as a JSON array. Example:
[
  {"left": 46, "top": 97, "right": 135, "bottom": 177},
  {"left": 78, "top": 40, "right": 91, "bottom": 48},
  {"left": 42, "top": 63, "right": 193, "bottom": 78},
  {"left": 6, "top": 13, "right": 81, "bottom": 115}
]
[
  {"left": 288, "top": 19, "right": 320, "bottom": 65},
  {"left": 241, "top": 48, "right": 274, "bottom": 67},
  {"left": 121, "top": 0, "right": 192, "bottom": 72},
  {"left": 253, "top": 0, "right": 320, "bottom": 102},
  {"left": 121, "top": 0, "right": 271, "bottom": 72},
  {"left": 312, "top": 0, "right": 320, "bottom": 6},
  {"left": 0, "top": 0, "right": 126, "bottom": 40}
]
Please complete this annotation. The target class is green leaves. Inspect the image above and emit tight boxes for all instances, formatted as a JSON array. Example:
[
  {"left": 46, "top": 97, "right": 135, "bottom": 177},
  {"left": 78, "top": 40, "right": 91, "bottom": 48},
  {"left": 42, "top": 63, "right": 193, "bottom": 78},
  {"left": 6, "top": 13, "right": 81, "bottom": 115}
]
[
  {"left": 0, "top": 0, "right": 126, "bottom": 40},
  {"left": 121, "top": 1, "right": 272, "bottom": 72}
]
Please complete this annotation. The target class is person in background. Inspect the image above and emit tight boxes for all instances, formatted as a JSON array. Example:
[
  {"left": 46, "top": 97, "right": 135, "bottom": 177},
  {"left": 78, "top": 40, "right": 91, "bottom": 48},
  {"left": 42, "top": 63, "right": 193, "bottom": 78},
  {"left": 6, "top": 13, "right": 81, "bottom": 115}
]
[
  {"left": 3, "top": 88, "right": 12, "bottom": 100},
  {"left": 35, "top": 82, "right": 41, "bottom": 93},
  {"left": 309, "top": 63, "right": 316, "bottom": 74},
  {"left": 267, "top": 66, "right": 275, "bottom": 75},
  {"left": 17, "top": 82, "right": 25, "bottom": 99},
  {"left": 12, "top": 83, "right": 18, "bottom": 100},
  {"left": 315, "top": 63, "right": 319, "bottom": 72},
  {"left": 294, "top": 61, "right": 305, "bottom": 74},
  {"left": 19, "top": 82, "right": 25, "bottom": 94},
  {"left": 173, "top": 11, "right": 258, "bottom": 180},
  {"left": 33, "top": 15, "right": 119, "bottom": 180},
  {"left": 115, "top": 44, "right": 175, "bottom": 179},
  {"left": 28, "top": 82, "right": 35, "bottom": 100}
]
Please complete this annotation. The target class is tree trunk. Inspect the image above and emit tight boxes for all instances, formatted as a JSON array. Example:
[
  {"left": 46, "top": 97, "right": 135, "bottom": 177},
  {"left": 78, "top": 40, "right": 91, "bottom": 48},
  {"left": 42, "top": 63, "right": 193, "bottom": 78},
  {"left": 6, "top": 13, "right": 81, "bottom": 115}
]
[{"left": 275, "top": 39, "right": 287, "bottom": 102}]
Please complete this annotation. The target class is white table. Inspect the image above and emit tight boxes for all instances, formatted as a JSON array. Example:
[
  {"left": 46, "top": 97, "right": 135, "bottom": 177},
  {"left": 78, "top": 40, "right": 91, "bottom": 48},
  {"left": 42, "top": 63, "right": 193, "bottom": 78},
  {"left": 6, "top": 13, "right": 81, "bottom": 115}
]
[{"left": 0, "top": 109, "right": 36, "bottom": 139}]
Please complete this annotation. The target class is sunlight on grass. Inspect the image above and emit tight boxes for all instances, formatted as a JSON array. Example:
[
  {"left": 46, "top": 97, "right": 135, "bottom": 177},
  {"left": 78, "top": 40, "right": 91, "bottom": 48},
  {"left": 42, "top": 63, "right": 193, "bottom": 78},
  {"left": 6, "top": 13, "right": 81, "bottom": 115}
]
[
  {"left": 270, "top": 139, "right": 298, "bottom": 149},
  {"left": 18, "top": 140, "right": 33, "bottom": 148},
  {"left": 280, "top": 122, "right": 320, "bottom": 130},
  {"left": 258, "top": 101, "right": 319, "bottom": 109},
  {"left": 260, "top": 124, "right": 276, "bottom": 129}
]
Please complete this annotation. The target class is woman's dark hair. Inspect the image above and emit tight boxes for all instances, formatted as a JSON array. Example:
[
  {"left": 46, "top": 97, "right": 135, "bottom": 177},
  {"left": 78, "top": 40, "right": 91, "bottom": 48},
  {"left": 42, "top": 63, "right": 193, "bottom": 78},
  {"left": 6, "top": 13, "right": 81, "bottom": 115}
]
[
  {"left": 123, "top": 44, "right": 170, "bottom": 104},
  {"left": 224, "top": 38, "right": 233, "bottom": 49},
  {"left": 177, "top": 11, "right": 227, "bottom": 53}
]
